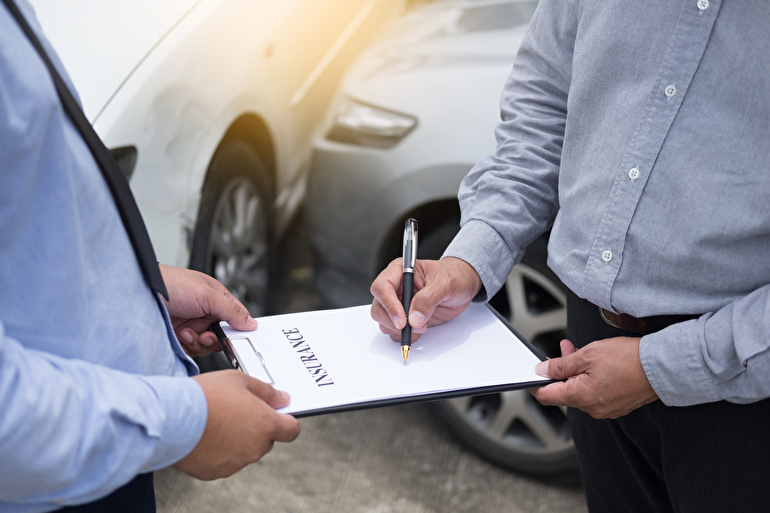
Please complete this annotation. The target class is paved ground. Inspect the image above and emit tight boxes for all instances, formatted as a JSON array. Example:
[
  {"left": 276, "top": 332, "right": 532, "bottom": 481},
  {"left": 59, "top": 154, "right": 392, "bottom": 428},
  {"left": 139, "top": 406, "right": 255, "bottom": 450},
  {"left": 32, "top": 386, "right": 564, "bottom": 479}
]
[{"left": 155, "top": 212, "right": 588, "bottom": 513}]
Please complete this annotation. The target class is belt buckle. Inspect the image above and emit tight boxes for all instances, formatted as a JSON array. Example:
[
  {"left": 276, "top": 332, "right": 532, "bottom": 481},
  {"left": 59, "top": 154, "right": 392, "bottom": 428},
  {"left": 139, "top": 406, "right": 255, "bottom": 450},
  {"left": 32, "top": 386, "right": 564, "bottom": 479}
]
[
  {"left": 599, "top": 307, "right": 646, "bottom": 334},
  {"left": 599, "top": 307, "right": 620, "bottom": 329}
]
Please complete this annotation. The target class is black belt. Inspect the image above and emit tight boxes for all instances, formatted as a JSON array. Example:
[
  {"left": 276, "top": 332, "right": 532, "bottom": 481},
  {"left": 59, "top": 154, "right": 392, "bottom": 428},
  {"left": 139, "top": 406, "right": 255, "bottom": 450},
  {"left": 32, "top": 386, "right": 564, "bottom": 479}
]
[{"left": 599, "top": 308, "right": 700, "bottom": 335}]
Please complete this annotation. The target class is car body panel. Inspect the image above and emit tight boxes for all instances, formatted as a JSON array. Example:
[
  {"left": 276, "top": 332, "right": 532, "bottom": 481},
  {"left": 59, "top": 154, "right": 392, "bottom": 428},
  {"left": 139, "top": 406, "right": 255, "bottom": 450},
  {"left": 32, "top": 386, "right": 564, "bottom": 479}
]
[
  {"left": 30, "top": 0, "right": 405, "bottom": 268},
  {"left": 308, "top": 0, "right": 531, "bottom": 304},
  {"left": 30, "top": 0, "right": 202, "bottom": 122}
]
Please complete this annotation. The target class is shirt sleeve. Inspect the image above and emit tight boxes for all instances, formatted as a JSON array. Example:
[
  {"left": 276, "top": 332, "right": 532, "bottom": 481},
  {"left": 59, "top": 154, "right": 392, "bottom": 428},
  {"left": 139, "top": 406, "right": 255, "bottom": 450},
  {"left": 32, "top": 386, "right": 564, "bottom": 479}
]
[
  {"left": 0, "top": 322, "right": 207, "bottom": 509},
  {"left": 442, "top": 0, "right": 578, "bottom": 301},
  {"left": 640, "top": 283, "right": 770, "bottom": 406}
]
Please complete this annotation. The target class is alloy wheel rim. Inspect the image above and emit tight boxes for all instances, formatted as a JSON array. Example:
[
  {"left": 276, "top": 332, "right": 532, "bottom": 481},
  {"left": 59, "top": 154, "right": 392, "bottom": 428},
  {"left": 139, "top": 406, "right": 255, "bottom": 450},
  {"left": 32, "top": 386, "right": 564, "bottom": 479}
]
[
  {"left": 208, "top": 176, "right": 270, "bottom": 316},
  {"left": 444, "top": 264, "right": 573, "bottom": 457}
]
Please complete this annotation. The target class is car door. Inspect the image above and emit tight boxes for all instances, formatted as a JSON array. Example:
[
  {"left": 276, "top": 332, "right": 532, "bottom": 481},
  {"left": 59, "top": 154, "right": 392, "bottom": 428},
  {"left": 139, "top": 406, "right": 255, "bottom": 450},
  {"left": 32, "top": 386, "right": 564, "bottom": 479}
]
[{"left": 263, "top": 0, "right": 405, "bottom": 211}]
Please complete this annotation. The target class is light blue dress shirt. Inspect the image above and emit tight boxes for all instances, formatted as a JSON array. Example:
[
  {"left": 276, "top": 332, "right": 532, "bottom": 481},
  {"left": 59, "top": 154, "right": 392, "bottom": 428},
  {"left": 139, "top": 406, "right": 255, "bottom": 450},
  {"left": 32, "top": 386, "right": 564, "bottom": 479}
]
[
  {"left": 0, "top": 2, "right": 207, "bottom": 511},
  {"left": 444, "top": 0, "right": 770, "bottom": 407}
]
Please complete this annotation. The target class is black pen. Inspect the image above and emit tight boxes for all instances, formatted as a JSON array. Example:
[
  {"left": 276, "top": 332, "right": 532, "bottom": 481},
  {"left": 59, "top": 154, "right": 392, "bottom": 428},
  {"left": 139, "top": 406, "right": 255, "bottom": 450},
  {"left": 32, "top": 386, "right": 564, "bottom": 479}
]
[{"left": 401, "top": 218, "right": 418, "bottom": 364}]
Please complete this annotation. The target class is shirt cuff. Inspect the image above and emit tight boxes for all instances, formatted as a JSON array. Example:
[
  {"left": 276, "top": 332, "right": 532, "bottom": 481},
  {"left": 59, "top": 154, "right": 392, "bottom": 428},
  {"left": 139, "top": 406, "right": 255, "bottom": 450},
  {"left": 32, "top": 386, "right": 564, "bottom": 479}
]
[
  {"left": 639, "top": 317, "right": 721, "bottom": 407},
  {"left": 442, "top": 220, "right": 520, "bottom": 302},
  {"left": 139, "top": 375, "right": 207, "bottom": 472}
]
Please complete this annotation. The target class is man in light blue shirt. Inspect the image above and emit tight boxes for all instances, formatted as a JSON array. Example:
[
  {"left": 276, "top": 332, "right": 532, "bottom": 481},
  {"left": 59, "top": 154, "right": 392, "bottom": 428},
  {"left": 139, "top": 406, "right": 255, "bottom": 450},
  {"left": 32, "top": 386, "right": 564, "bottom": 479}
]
[
  {"left": 0, "top": 1, "right": 300, "bottom": 511},
  {"left": 372, "top": 0, "right": 770, "bottom": 511}
]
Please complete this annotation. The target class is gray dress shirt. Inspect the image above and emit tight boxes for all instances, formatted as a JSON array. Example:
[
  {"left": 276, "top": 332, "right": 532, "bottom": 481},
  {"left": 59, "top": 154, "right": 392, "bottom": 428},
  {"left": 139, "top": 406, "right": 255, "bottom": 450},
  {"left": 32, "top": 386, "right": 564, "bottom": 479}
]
[{"left": 444, "top": 0, "right": 770, "bottom": 407}]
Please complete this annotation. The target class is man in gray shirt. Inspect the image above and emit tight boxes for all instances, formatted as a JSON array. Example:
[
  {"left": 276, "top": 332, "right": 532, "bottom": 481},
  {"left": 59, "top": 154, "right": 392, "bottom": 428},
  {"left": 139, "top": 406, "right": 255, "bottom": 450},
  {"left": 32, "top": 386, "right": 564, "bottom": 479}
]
[{"left": 371, "top": 0, "right": 770, "bottom": 511}]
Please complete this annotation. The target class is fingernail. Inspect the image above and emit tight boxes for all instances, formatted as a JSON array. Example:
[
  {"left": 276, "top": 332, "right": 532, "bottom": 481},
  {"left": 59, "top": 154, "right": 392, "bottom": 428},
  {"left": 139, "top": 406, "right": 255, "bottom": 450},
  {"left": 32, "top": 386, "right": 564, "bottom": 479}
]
[
  {"left": 180, "top": 331, "right": 193, "bottom": 345},
  {"left": 246, "top": 317, "right": 258, "bottom": 330},
  {"left": 410, "top": 311, "right": 426, "bottom": 326},
  {"left": 391, "top": 315, "right": 402, "bottom": 329},
  {"left": 280, "top": 390, "right": 291, "bottom": 402},
  {"left": 535, "top": 360, "right": 550, "bottom": 377}
]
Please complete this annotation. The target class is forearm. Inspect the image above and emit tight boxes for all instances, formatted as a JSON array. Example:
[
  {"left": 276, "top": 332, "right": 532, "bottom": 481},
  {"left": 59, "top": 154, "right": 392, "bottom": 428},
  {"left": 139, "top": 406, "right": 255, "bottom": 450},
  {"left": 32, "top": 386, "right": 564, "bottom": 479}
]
[
  {"left": 445, "top": 0, "right": 576, "bottom": 300},
  {"left": 640, "top": 283, "right": 770, "bottom": 406},
  {"left": 0, "top": 329, "right": 206, "bottom": 508}
]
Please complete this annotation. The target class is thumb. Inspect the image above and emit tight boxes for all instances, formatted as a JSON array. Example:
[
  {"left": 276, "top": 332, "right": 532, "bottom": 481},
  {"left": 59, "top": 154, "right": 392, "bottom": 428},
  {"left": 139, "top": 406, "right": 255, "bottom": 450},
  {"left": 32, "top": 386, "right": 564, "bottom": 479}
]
[
  {"left": 243, "top": 374, "right": 291, "bottom": 409},
  {"left": 408, "top": 277, "right": 453, "bottom": 328},
  {"left": 535, "top": 341, "right": 582, "bottom": 380}
]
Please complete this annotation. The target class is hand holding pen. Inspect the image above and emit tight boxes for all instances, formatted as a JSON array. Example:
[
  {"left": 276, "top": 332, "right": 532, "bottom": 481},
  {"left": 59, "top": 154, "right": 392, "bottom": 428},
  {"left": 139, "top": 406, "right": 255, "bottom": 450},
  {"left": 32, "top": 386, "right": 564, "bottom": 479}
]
[
  {"left": 401, "top": 218, "right": 418, "bottom": 364},
  {"left": 369, "top": 227, "right": 483, "bottom": 356}
]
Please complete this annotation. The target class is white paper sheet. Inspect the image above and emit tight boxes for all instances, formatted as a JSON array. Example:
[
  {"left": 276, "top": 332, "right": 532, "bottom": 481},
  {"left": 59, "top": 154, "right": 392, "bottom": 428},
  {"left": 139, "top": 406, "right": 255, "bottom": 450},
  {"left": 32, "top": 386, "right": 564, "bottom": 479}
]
[{"left": 219, "top": 303, "right": 551, "bottom": 417}]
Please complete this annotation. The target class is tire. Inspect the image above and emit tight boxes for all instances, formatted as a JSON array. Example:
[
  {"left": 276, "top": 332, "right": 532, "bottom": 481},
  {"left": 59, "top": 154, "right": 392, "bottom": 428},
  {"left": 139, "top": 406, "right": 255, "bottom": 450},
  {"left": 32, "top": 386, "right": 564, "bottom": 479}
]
[
  {"left": 190, "top": 140, "right": 276, "bottom": 318},
  {"left": 420, "top": 224, "right": 579, "bottom": 481}
]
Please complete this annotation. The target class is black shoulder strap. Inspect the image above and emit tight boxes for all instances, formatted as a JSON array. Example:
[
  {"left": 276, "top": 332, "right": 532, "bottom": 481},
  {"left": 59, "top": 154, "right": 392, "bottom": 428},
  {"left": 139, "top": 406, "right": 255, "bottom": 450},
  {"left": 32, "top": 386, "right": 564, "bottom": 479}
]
[{"left": 3, "top": 0, "right": 168, "bottom": 300}]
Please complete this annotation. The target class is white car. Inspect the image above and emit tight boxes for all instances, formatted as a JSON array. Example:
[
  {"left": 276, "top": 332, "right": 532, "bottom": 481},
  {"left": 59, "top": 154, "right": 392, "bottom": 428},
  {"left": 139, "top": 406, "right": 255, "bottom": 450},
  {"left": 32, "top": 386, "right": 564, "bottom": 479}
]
[
  {"left": 30, "top": 0, "right": 405, "bottom": 315},
  {"left": 307, "top": 0, "right": 578, "bottom": 480}
]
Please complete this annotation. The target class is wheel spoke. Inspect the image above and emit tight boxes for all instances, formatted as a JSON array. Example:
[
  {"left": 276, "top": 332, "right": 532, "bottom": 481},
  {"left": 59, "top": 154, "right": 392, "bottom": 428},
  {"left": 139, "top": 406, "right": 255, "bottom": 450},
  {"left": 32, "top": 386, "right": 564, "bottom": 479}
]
[
  {"left": 513, "top": 395, "right": 567, "bottom": 451},
  {"left": 219, "top": 194, "right": 235, "bottom": 236},
  {"left": 504, "top": 264, "right": 566, "bottom": 342},
  {"left": 486, "top": 391, "right": 527, "bottom": 437},
  {"left": 243, "top": 196, "right": 261, "bottom": 239},
  {"left": 236, "top": 270, "right": 266, "bottom": 290}
]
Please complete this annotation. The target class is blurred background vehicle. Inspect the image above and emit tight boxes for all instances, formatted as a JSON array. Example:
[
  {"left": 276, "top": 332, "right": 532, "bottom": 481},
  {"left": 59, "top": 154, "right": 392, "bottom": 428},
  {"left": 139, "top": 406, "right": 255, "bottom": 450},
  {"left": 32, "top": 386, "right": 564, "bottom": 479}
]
[
  {"left": 307, "top": 0, "right": 578, "bottom": 481},
  {"left": 29, "top": 0, "right": 406, "bottom": 316}
]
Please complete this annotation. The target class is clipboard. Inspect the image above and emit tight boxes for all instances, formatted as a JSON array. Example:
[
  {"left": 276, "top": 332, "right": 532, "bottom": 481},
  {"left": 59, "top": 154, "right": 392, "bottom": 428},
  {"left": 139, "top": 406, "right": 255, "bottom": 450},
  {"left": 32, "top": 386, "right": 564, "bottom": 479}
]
[{"left": 212, "top": 303, "right": 554, "bottom": 418}]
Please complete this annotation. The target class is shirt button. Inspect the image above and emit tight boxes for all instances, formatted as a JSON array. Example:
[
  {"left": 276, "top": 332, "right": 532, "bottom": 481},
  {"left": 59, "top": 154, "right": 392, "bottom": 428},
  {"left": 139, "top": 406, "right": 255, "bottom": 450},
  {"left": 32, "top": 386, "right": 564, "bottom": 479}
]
[
  {"left": 697, "top": 0, "right": 709, "bottom": 10},
  {"left": 602, "top": 250, "right": 613, "bottom": 262},
  {"left": 628, "top": 167, "right": 640, "bottom": 180},
  {"left": 665, "top": 84, "right": 677, "bottom": 97}
]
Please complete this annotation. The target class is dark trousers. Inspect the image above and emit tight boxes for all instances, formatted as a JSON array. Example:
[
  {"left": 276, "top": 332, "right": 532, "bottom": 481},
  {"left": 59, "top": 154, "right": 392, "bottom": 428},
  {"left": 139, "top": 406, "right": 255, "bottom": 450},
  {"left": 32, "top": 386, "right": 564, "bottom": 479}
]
[
  {"left": 566, "top": 291, "right": 770, "bottom": 513},
  {"left": 58, "top": 472, "right": 155, "bottom": 513}
]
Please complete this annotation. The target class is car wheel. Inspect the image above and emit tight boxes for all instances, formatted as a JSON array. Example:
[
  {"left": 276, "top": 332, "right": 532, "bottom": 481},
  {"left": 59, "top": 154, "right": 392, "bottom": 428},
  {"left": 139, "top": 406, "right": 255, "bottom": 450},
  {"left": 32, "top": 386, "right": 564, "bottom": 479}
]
[
  {"left": 426, "top": 230, "right": 579, "bottom": 481},
  {"left": 190, "top": 140, "right": 276, "bottom": 318}
]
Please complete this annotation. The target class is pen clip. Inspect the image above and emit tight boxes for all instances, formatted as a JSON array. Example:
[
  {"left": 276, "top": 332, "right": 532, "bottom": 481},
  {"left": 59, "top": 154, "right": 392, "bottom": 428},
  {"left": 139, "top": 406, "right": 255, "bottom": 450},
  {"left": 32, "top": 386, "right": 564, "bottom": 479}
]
[{"left": 402, "top": 218, "right": 418, "bottom": 272}]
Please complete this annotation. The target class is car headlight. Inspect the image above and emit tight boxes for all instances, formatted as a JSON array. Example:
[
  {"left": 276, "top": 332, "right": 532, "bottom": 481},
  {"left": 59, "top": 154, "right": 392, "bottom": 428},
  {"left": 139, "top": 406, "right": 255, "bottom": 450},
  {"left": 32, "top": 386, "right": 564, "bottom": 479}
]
[{"left": 326, "top": 98, "right": 417, "bottom": 149}]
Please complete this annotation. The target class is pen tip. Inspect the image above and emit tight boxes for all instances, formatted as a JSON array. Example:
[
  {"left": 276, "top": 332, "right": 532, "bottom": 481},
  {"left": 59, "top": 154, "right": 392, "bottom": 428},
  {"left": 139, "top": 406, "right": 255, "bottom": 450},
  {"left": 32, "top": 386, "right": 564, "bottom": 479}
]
[{"left": 401, "top": 345, "right": 410, "bottom": 363}]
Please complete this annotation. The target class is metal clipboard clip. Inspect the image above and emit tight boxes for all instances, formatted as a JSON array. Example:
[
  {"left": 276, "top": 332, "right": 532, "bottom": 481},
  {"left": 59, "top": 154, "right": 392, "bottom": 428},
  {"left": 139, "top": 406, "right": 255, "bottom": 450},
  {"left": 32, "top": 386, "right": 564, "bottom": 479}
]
[{"left": 214, "top": 323, "right": 275, "bottom": 385}]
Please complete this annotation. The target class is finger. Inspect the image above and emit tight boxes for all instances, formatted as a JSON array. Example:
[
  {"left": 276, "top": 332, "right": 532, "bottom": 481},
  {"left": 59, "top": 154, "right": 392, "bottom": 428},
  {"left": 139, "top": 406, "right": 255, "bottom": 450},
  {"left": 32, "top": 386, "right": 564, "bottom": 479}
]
[
  {"left": 177, "top": 329, "right": 214, "bottom": 357},
  {"left": 560, "top": 339, "right": 577, "bottom": 356},
  {"left": 408, "top": 275, "right": 451, "bottom": 329},
  {"left": 377, "top": 321, "right": 400, "bottom": 338},
  {"left": 202, "top": 277, "right": 258, "bottom": 332},
  {"left": 545, "top": 351, "right": 588, "bottom": 380},
  {"left": 371, "top": 296, "right": 402, "bottom": 331},
  {"left": 180, "top": 328, "right": 214, "bottom": 348},
  {"left": 198, "top": 332, "right": 222, "bottom": 351},
  {"left": 243, "top": 374, "right": 292, "bottom": 409},
  {"left": 271, "top": 414, "right": 301, "bottom": 443},
  {"left": 535, "top": 345, "right": 588, "bottom": 380},
  {"left": 530, "top": 379, "right": 584, "bottom": 408},
  {"left": 370, "top": 259, "right": 407, "bottom": 329}
]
